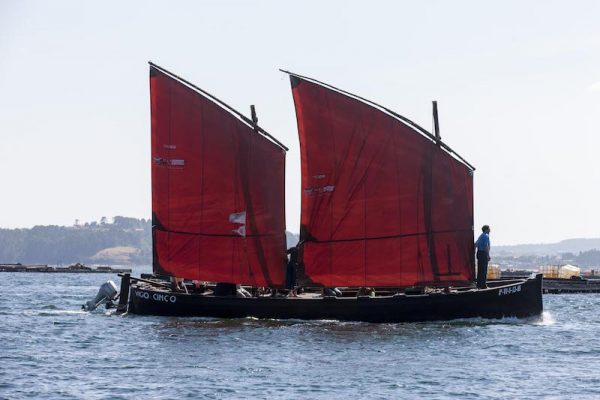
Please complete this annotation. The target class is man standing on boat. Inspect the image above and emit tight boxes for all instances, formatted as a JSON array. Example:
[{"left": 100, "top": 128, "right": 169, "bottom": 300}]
[
  {"left": 286, "top": 246, "right": 298, "bottom": 296},
  {"left": 475, "top": 225, "right": 491, "bottom": 289}
]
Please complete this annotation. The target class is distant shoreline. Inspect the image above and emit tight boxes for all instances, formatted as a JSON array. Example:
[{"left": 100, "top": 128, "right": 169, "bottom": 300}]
[{"left": 0, "top": 263, "right": 132, "bottom": 274}]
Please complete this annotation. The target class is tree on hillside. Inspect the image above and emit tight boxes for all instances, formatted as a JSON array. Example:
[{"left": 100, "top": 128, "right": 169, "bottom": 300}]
[
  {"left": 576, "top": 249, "right": 600, "bottom": 267},
  {"left": 0, "top": 217, "right": 152, "bottom": 265},
  {"left": 113, "top": 216, "right": 144, "bottom": 229}
]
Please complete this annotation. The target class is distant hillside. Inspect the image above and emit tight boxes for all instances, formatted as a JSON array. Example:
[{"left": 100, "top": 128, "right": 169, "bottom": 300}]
[
  {"left": 286, "top": 231, "right": 299, "bottom": 247},
  {"left": 0, "top": 217, "right": 152, "bottom": 265},
  {"left": 3, "top": 218, "right": 596, "bottom": 267},
  {"left": 89, "top": 246, "right": 142, "bottom": 264},
  {"left": 495, "top": 238, "right": 600, "bottom": 256},
  {"left": 0, "top": 217, "right": 301, "bottom": 265},
  {"left": 493, "top": 238, "right": 600, "bottom": 269}
]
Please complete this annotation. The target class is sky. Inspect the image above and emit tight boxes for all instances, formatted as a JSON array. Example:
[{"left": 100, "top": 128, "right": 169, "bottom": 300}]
[{"left": 1, "top": 0, "right": 599, "bottom": 245}]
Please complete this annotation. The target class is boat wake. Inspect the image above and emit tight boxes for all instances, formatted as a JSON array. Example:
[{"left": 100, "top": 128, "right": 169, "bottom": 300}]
[
  {"left": 534, "top": 311, "right": 555, "bottom": 326},
  {"left": 23, "top": 308, "right": 88, "bottom": 317}
]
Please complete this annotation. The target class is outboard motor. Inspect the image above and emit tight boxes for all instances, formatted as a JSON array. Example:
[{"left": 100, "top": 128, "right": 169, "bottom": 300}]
[{"left": 83, "top": 280, "right": 119, "bottom": 311}]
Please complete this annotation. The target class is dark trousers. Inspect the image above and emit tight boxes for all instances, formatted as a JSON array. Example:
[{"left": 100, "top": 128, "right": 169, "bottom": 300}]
[
  {"left": 285, "top": 261, "right": 297, "bottom": 290},
  {"left": 476, "top": 251, "right": 489, "bottom": 288}
]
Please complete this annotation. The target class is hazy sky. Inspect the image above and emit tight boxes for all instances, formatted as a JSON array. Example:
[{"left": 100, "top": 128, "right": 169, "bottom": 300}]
[{"left": 1, "top": 0, "right": 599, "bottom": 245}]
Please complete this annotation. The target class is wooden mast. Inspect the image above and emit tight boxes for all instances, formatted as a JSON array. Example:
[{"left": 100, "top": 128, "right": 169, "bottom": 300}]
[{"left": 432, "top": 100, "right": 441, "bottom": 144}]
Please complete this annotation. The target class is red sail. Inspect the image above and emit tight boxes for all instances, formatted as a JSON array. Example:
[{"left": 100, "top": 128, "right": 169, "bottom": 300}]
[
  {"left": 150, "top": 65, "right": 287, "bottom": 287},
  {"left": 290, "top": 75, "right": 474, "bottom": 287}
]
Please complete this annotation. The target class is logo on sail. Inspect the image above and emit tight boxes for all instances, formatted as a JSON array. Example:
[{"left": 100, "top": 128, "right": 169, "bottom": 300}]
[
  {"left": 232, "top": 226, "right": 246, "bottom": 237},
  {"left": 153, "top": 157, "right": 185, "bottom": 167},
  {"left": 229, "top": 211, "right": 246, "bottom": 224},
  {"left": 229, "top": 211, "right": 246, "bottom": 237},
  {"left": 304, "top": 185, "right": 335, "bottom": 195}
]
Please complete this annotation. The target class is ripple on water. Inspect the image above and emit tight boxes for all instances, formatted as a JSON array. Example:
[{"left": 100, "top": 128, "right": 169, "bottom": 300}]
[
  {"left": 2, "top": 278, "right": 600, "bottom": 399},
  {"left": 22, "top": 309, "right": 88, "bottom": 317}
]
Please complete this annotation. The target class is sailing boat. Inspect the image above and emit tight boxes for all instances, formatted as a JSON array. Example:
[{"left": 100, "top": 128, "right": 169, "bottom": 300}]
[{"left": 119, "top": 63, "right": 543, "bottom": 322}]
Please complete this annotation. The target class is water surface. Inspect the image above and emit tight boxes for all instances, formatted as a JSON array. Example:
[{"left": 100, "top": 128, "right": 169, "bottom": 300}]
[{"left": 1, "top": 268, "right": 599, "bottom": 399}]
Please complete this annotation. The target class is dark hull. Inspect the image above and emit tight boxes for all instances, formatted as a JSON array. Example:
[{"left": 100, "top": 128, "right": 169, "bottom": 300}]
[{"left": 126, "top": 274, "right": 543, "bottom": 323}]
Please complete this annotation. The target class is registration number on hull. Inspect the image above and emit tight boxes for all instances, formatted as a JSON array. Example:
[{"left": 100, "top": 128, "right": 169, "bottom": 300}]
[{"left": 498, "top": 285, "right": 522, "bottom": 296}]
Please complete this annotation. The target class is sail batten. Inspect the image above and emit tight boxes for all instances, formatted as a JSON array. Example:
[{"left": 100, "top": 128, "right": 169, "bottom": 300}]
[
  {"left": 289, "top": 74, "right": 475, "bottom": 288},
  {"left": 302, "top": 228, "right": 475, "bottom": 243},
  {"left": 151, "top": 65, "right": 287, "bottom": 287}
]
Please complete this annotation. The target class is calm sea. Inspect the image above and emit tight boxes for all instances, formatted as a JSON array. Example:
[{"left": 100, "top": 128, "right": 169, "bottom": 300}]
[{"left": 1, "top": 267, "right": 599, "bottom": 399}]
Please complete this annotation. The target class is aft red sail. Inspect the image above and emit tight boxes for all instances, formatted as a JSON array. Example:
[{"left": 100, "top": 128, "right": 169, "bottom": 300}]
[
  {"left": 150, "top": 64, "right": 287, "bottom": 287},
  {"left": 290, "top": 75, "right": 474, "bottom": 288}
]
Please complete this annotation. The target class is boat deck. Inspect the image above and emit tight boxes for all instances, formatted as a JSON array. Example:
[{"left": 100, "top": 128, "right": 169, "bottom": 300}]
[
  {"left": 124, "top": 274, "right": 543, "bottom": 322},
  {"left": 132, "top": 277, "right": 528, "bottom": 299}
]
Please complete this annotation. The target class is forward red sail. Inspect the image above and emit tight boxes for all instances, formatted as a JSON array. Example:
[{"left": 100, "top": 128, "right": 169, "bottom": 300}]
[
  {"left": 290, "top": 75, "right": 474, "bottom": 287},
  {"left": 150, "top": 65, "right": 287, "bottom": 287}
]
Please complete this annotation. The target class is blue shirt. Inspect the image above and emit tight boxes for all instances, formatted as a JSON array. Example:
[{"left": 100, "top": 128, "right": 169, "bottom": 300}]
[{"left": 475, "top": 232, "right": 490, "bottom": 252}]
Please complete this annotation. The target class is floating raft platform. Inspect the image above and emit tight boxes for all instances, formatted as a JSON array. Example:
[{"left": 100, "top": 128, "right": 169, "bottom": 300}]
[
  {"left": 498, "top": 271, "right": 600, "bottom": 294},
  {"left": 542, "top": 278, "right": 600, "bottom": 294},
  {"left": 0, "top": 263, "right": 132, "bottom": 274}
]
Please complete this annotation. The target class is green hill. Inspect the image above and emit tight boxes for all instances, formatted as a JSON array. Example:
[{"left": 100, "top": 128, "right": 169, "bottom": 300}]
[
  {"left": 0, "top": 217, "right": 151, "bottom": 265},
  {"left": 0, "top": 217, "right": 301, "bottom": 266}
]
